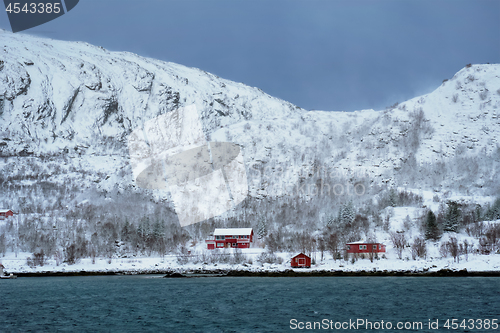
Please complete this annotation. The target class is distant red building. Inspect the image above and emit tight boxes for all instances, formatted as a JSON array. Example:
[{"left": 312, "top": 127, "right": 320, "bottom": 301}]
[
  {"left": 0, "top": 209, "right": 14, "bottom": 220},
  {"left": 206, "top": 228, "right": 254, "bottom": 249},
  {"left": 346, "top": 241, "right": 386, "bottom": 258},
  {"left": 291, "top": 253, "right": 311, "bottom": 268}
]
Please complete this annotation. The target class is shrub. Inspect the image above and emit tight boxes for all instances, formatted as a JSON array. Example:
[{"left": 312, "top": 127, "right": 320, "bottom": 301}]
[
  {"left": 176, "top": 245, "right": 190, "bottom": 265},
  {"left": 33, "top": 249, "right": 45, "bottom": 266},
  {"left": 231, "top": 249, "right": 247, "bottom": 265},
  {"left": 64, "top": 244, "right": 77, "bottom": 264},
  {"left": 257, "top": 252, "right": 283, "bottom": 265},
  {"left": 26, "top": 257, "right": 34, "bottom": 268}
]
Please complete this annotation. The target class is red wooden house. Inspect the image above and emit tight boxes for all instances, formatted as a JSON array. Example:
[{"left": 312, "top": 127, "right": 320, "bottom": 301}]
[
  {"left": 206, "top": 228, "right": 253, "bottom": 249},
  {"left": 0, "top": 209, "right": 14, "bottom": 220},
  {"left": 346, "top": 241, "right": 386, "bottom": 258},
  {"left": 291, "top": 253, "right": 311, "bottom": 268}
]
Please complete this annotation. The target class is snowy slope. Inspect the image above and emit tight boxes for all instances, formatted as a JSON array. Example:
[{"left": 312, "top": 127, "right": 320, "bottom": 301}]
[{"left": 1, "top": 30, "right": 499, "bottom": 213}]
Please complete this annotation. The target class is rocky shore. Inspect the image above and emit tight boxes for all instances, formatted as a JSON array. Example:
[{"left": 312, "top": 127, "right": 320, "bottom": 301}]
[{"left": 12, "top": 268, "right": 500, "bottom": 278}]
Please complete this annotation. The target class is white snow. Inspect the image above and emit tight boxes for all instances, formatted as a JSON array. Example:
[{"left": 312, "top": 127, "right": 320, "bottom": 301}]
[{"left": 213, "top": 228, "right": 253, "bottom": 236}]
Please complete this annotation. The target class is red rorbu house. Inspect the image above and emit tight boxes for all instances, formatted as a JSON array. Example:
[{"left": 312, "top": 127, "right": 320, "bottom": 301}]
[
  {"left": 206, "top": 228, "right": 254, "bottom": 249},
  {"left": 346, "top": 241, "right": 386, "bottom": 258},
  {"left": 0, "top": 209, "right": 14, "bottom": 220},
  {"left": 291, "top": 253, "right": 311, "bottom": 268}
]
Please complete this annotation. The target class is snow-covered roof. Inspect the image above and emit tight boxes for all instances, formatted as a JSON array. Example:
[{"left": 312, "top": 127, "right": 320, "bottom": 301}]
[
  {"left": 0, "top": 209, "right": 13, "bottom": 213},
  {"left": 292, "top": 253, "right": 310, "bottom": 258},
  {"left": 213, "top": 228, "right": 253, "bottom": 236},
  {"left": 346, "top": 241, "right": 384, "bottom": 245}
]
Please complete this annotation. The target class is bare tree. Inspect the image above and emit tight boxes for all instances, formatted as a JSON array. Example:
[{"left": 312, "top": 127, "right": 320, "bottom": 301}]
[
  {"left": 461, "top": 240, "right": 471, "bottom": 262},
  {"left": 317, "top": 237, "right": 325, "bottom": 262},
  {"left": 326, "top": 232, "right": 340, "bottom": 261},
  {"left": 411, "top": 237, "right": 427, "bottom": 260},
  {"left": 447, "top": 237, "right": 459, "bottom": 262},
  {"left": 390, "top": 232, "right": 406, "bottom": 259}
]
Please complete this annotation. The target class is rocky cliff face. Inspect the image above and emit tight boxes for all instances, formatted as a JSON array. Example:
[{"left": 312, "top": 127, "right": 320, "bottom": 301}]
[{"left": 0, "top": 29, "right": 302, "bottom": 154}]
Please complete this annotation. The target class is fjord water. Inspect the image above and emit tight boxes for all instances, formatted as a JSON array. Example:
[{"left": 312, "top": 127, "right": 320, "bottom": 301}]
[{"left": 0, "top": 276, "right": 499, "bottom": 332}]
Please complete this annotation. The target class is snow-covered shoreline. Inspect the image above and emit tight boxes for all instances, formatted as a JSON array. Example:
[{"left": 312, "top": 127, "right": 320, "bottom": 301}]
[{"left": 3, "top": 250, "right": 500, "bottom": 277}]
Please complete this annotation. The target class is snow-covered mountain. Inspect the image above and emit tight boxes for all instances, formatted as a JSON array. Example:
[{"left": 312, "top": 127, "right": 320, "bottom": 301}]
[{"left": 1, "top": 30, "right": 499, "bottom": 221}]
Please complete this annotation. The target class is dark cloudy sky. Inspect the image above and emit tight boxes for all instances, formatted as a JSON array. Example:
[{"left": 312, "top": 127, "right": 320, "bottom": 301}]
[{"left": 1, "top": 0, "right": 499, "bottom": 111}]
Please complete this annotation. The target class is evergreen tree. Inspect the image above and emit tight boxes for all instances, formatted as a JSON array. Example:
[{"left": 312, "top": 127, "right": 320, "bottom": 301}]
[
  {"left": 326, "top": 215, "right": 335, "bottom": 227},
  {"left": 389, "top": 188, "right": 398, "bottom": 207},
  {"left": 474, "top": 204, "right": 482, "bottom": 222},
  {"left": 339, "top": 201, "right": 355, "bottom": 226},
  {"left": 485, "top": 197, "right": 500, "bottom": 221},
  {"left": 443, "top": 201, "right": 460, "bottom": 232},
  {"left": 425, "top": 210, "right": 440, "bottom": 240},
  {"left": 153, "top": 220, "right": 165, "bottom": 239},
  {"left": 121, "top": 218, "right": 131, "bottom": 241},
  {"left": 257, "top": 218, "right": 267, "bottom": 240}
]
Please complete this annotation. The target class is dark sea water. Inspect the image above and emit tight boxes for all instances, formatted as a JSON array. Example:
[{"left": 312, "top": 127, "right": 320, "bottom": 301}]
[{"left": 0, "top": 276, "right": 499, "bottom": 332}]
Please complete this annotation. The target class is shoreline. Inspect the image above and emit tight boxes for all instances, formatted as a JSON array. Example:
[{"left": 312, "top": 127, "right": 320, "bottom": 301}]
[{"left": 12, "top": 268, "right": 500, "bottom": 278}]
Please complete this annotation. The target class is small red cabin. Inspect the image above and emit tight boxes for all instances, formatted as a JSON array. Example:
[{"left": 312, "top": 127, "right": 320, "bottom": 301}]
[
  {"left": 0, "top": 209, "right": 14, "bottom": 220},
  {"left": 291, "top": 253, "right": 311, "bottom": 268},
  {"left": 206, "top": 228, "right": 254, "bottom": 249},
  {"left": 346, "top": 241, "right": 386, "bottom": 258}
]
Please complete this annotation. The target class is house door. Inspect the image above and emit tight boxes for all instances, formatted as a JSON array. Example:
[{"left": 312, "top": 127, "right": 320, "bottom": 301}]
[{"left": 298, "top": 258, "right": 305, "bottom": 266}]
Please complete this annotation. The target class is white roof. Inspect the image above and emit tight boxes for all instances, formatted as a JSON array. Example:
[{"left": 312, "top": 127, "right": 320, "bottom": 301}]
[
  {"left": 346, "top": 241, "right": 383, "bottom": 245},
  {"left": 213, "top": 228, "right": 253, "bottom": 236},
  {"left": 0, "top": 209, "right": 13, "bottom": 213}
]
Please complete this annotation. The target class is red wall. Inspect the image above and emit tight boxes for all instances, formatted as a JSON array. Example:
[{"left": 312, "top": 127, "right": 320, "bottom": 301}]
[
  {"left": 291, "top": 253, "right": 311, "bottom": 267},
  {"left": 0, "top": 210, "right": 14, "bottom": 219},
  {"left": 0, "top": 210, "right": 13, "bottom": 217},
  {"left": 347, "top": 243, "right": 386, "bottom": 254}
]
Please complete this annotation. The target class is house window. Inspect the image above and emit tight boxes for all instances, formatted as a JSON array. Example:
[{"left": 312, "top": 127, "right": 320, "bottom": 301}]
[
  {"left": 359, "top": 245, "right": 363, "bottom": 250},
  {"left": 373, "top": 245, "right": 377, "bottom": 250},
  {"left": 217, "top": 243, "right": 223, "bottom": 247},
  {"left": 347, "top": 245, "right": 351, "bottom": 250},
  {"left": 379, "top": 245, "right": 382, "bottom": 250},
  {"left": 232, "top": 243, "right": 236, "bottom": 247}
]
